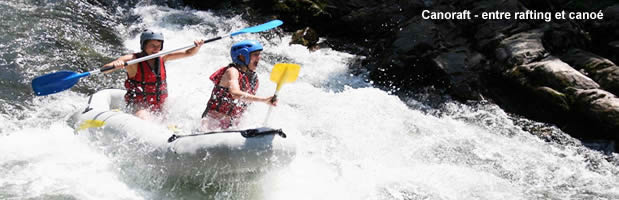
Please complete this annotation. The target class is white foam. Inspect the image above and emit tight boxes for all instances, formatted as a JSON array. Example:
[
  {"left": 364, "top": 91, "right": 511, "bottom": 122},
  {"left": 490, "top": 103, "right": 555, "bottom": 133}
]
[{"left": 0, "top": 123, "right": 143, "bottom": 200}]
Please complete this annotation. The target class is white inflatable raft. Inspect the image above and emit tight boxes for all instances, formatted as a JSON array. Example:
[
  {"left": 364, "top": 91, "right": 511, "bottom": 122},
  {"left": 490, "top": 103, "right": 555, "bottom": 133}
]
[{"left": 69, "top": 89, "right": 296, "bottom": 174}]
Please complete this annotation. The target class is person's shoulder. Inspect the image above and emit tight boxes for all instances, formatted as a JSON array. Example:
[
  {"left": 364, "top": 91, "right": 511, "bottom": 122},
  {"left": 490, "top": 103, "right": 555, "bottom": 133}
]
[
  {"left": 224, "top": 66, "right": 240, "bottom": 75},
  {"left": 120, "top": 53, "right": 136, "bottom": 59}
]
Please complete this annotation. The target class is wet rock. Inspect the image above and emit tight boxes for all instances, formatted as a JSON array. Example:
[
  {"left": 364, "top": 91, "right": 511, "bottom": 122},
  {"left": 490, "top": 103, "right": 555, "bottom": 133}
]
[
  {"left": 502, "top": 57, "right": 597, "bottom": 116},
  {"left": 532, "top": 86, "right": 571, "bottom": 113},
  {"left": 610, "top": 40, "right": 619, "bottom": 64},
  {"left": 495, "top": 29, "right": 547, "bottom": 67},
  {"left": 474, "top": 21, "right": 532, "bottom": 56},
  {"left": 589, "top": 4, "right": 619, "bottom": 64},
  {"left": 432, "top": 47, "right": 485, "bottom": 100},
  {"left": 392, "top": 16, "right": 442, "bottom": 56},
  {"left": 542, "top": 22, "right": 591, "bottom": 54},
  {"left": 603, "top": 4, "right": 619, "bottom": 63},
  {"left": 561, "top": 49, "right": 619, "bottom": 96},
  {"left": 505, "top": 56, "right": 599, "bottom": 92},
  {"left": 606, "top": 3, "right": 619, "bottom": 19},
  {"left": 290, "top": 27, "right": 319, "bottom": 50},
  {"left": 470, "top": 0, "right": 528, "bottom": 52},
  {"left": 237, "top": 0, "right": 424, "bottom": 39},
  {"left": 567, "top": 88, "right": 619, "bottom": 139},
  {"left": 370, "top": 16, "right": 447, "bottom": 90}
]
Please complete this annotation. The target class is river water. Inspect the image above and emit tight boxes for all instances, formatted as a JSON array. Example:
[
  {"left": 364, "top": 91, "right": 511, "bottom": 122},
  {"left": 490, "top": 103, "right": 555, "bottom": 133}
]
[{"left": 1, "top": 1, "right": 618, "bottom": 199}]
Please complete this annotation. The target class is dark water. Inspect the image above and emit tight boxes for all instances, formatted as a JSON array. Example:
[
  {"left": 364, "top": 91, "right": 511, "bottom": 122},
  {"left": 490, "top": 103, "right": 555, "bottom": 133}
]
[{"left": 0, "top": 0, "right": 128, "bottom": 106}]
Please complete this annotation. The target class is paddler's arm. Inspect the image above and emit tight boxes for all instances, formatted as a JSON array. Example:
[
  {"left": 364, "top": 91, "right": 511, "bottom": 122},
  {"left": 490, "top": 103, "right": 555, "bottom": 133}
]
[
  {"left": 162, "top": 39, "right": 204, "bottom": 62},
  {"left": 101, "top": 54, "right": 136, "bottom": 74},
  {"left": 223, "top": 68, "right": 278, "bottom": 106}
]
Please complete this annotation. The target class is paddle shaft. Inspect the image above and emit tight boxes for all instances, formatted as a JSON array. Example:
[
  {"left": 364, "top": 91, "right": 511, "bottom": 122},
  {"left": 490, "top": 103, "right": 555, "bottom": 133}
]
[
  {"left": 263, "top": 64, "right": 297, "bottom": 126},
  {"left": 168, "top": 129, "right": 241, "bottom": 142},
  {"left": 94, "top": 20, "right": 283, "bottom": 75},
  {"left": 168, "top": 127, "right": 285, "bottom": 142},
  {"left": 32, "top": 20, "right": 283, "bottom": 96},
  {"left": 263, "top": 67, "right": 287, "bottom": 125},
  {"left": 262, "top": 92, "right": 278, "bottom": 126},
  {"left": 94, "top": 36, "right": 224, "bottom": 75}
]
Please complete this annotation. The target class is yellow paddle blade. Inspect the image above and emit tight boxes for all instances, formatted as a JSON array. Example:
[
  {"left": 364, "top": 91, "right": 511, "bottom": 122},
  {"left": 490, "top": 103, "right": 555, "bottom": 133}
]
[
  {"left": 76, "top": 120, "right": 106, "bottom": 131},
  {"left": 270, "top": 63, "right": 300, "bottom": 83},
  {"left": 270, "top": 63, "right": 300, "bottom": 91}
]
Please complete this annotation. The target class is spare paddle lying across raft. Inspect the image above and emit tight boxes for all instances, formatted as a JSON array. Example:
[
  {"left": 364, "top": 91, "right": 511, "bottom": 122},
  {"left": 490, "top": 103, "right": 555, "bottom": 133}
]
[
  {"left": 31, "top": 19, "right": 284, "bottom": 96},
  {"left": 167, "top": 127, "right": 287, "bottom": 143}
]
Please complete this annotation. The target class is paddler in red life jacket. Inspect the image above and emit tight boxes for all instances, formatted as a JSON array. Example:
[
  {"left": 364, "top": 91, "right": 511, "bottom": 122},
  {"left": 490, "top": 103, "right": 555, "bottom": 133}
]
[
  {"left": 102, "top": 29, "right": 204, "bottom": 120},
  {"left": 201, "top": 40, "right": 278, "bottom": 129}
]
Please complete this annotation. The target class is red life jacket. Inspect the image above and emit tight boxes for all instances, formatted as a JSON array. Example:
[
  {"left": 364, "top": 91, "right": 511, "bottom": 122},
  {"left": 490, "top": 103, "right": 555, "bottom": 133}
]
[
  {"left": 202, "top": 64, "right": 259, "bottom": 119},
  {"left": 124, "top": 53, "right": 168, "bottom": 111}
]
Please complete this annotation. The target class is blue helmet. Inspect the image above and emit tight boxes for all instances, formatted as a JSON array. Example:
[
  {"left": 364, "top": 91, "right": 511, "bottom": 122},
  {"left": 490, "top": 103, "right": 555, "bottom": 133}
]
[
  {"left": 140, "top": 29, "right": 164, "bottom": 51},
  {"left": 230, "top": 40, "right": 263, "bottom": 66}
]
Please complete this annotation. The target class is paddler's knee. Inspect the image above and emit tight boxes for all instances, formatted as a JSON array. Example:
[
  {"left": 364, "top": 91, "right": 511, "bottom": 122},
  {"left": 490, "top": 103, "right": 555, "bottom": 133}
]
[
  {"left": 135, "top": 109, "right": 154, "bottom": 120},
  {"left": 200, "top": 114, "right": 233, "bottom": 131}
]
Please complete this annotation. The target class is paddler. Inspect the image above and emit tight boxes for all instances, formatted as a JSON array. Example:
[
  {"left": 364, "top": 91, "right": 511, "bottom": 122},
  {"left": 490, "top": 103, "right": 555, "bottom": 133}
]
[
  {"left": 102, "top": 29, "right": 204, "bottom": 120},
  {"left": 200, "top": 40, "right": 278, "bottom": 129}
]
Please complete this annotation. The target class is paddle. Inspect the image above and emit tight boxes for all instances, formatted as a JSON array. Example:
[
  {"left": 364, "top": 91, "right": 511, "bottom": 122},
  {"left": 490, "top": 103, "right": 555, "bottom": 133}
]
[
  {"left": 263, "top": 63, "right": 301, "bottom": 125},
  {"left": 167, "top": 127, "right": 287, "bottom": 143},
  {"left": 32, "top": 19, "right": 284, "bottom": 96}
]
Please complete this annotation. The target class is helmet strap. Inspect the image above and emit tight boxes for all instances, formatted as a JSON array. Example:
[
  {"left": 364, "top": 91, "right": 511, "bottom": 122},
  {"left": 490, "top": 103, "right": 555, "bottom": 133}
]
[{"left": 239, "top": 65, "right": 249, "bottom": 72}]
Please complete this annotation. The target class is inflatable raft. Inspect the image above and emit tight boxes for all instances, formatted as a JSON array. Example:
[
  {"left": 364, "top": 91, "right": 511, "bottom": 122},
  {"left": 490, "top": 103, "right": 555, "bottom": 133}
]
[{"left": 69, "top": 89, "right": 296, "bottom": 174}]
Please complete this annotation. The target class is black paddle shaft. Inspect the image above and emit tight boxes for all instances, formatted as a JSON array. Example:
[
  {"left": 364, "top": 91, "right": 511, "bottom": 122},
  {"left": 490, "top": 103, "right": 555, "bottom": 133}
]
[{"left": 167, "top": 128, "right": 286, "bottom": 143}]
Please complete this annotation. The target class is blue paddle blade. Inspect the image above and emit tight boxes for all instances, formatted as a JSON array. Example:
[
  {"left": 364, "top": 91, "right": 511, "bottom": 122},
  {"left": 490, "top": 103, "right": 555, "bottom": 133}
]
[
  {"left": 230, "top": 20, "right": 283, "bottom": 36},
  {"left": 32, "top": 70, "right": 84, "bottom": 96}
]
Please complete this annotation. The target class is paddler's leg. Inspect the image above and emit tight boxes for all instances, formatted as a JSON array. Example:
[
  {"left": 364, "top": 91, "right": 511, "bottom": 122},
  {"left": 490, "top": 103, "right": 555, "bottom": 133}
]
[
  {"left": 134, "top": 108, "right": 155, "bottom": 121},
  {"left": 200, "top": 112, "right": 231, "bottom": 131}
]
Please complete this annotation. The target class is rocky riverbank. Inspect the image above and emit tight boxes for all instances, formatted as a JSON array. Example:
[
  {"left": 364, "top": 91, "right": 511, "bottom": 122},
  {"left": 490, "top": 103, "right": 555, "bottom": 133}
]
[{"left": 182, "top": 0, "right": 619, "bottom": 144}]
